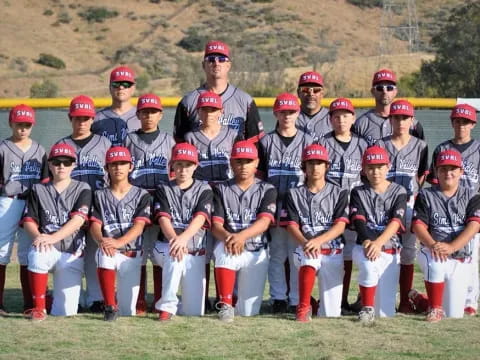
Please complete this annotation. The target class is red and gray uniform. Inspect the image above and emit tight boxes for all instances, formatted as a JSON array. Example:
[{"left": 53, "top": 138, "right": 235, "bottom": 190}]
[
  {"left": 184, "top": 127, "right": 238, "bottom": 183},
  {"left": 174, "top": 84, "right": 264, "bottom": 142},
  {"left": 92, "top": 107, "right": 140, "bottom": 146},
  {"left": 56, "top": 134, "right": 111, "bottom": 190},
  {"left": 353, "top": 109, "right": 425, "bottom": 146},
  {"left": 296, "top": 108, "right": 331, "bottom": 143},
  {"left": 426, "top": 140, "right": 480, "bottom": 192}
]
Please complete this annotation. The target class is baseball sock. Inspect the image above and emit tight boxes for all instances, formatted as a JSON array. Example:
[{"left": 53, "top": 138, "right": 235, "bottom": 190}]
[
  {"left": 298, "top": 266, "right": 316, "bottom": 309},
  {"left": 399, "top": 264, "right": 414, "bottom": 306},
  {"left": 153, "top": 265, "right": 162, "bottom": 307},
  {"left": 214, "top": 267, "right": 235, "bottom": 306},
  {"left": 29, "top": 271, "right": 48, "bottom": 311},
  {"left": 136, "top": 265, "right": 147, "bottom": 310},
  {"left": 97, "top": 268, "right": 116, "bottom": 307},
  {"left": 205, "top": 263, "right": 210, "bottom": 304},
  {"left": 359, "top": 285, "right": 376, "bottom": 307},
  {"left": 0, "top": 265, "right": 5, "bottom": 307},
  {"left": 20, "top": 265, "right": 33, "bottom": 309},
  {"left": 425, "top": 281, "right": 444, "bottom": 309},
  {"left": 342, "top": 260, "right": 353, "bottom": 306}
]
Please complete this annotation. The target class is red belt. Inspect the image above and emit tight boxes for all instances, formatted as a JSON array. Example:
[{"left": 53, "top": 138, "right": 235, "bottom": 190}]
[
  {"left": 188, "top": 249, "right": 206, "bottom": 256},
  {"left": 382, "top": 248, "right": 398, "bottom": 254},
  {"left": 320, "top": 248, "right": 342, "bottom": 255},
  {"left": 120, "top": 250, "right": 143, "bottom": 258}
]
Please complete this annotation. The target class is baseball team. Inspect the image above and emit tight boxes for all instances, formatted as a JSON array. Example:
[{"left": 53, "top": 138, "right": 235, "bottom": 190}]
[{"left": 0, "top": 40, "right": 479, "bottom": 325}]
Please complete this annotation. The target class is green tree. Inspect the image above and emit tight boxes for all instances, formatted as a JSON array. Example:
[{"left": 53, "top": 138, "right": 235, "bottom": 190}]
[{"left": 30, "top": 79, "right": 59, "bottom": 98}]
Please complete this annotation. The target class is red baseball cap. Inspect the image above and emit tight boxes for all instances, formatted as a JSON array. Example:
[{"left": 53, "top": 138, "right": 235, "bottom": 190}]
[
  {"left": 435, "top": 149, "right": 463, "bottom": 168},
  {"left": 171, "top": 143, "right": 198, "bottom": 164},
  {"left": 362, "top": 146, "right": 390, "bottom": 166},
  {"left": 329, "top": 97, "right": 355, "bottom": 115},
  {"left": 110, "top": 66, "right": 136, "bottom": 83},
  {"left": 48, "top": 143, "right": 77, "bottom": 161},
  {"left": 9, "top": 104, "right": 35, "bottom": 124},
  {"left": 106, "top": 146, "right": 132, "bottom": 164},
  {"left": 372, "top": 69, "right": 397, "bottom": 85},
  {"left": 137, "top": 93, "right": 163, "bottom": 111},
  {"left": 204, "top": 40, "right": 230, "bottom": 57},
  {"left": 302, "top": 144, "right": 329, "bottom": 163},
  {"left": 389, "top": 99, "right": 414, "bottom": 117},
  {"left": 298, "top": 71, "right": 324, "bottom": 87},
  {"left": 450, "top": 104, "right": 477, "bottom": 123},
  {"left": 273, "top": 93, "right": 300, "bottom": 112},
  {"left": 69, "top": 95, "right": 95, "bottom": 118},
  {"left": 196, "top": 91, "right": 223, "bottom": 110},
  {"left": 231, "top": 140, "right": 258, "bottom": 160}
]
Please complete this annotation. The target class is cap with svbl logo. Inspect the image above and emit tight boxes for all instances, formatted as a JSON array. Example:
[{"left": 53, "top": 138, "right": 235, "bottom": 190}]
[
  {"left": 204, "top": 40, "right": 230, "bottom": 57},
  {"left": 137, "top": 93, "right": 163, "bottom": 111},
  {"left": 302, "top": 144, "right": 329, "bottom": 163},
  {"left": 110, "top": 66, "right": 136, "bottom": 83},
  {"left": 362, "top": 146, "right": 390, "bottom": 166},
  {"left": 231, "top": 140, "right": 258, "bottom": 160},
  {"left": 9, "top": 104, "right": 36, "bottom": 124},
  {"left": 389, "top": 99, "right": 414, "bottom": 117},
  {"left": 196, "top": 91, "right": 223, "bottom": 110},
  {"left": 69, "top": 95, "right": 95, "bottom": 118},
  {"left": 372, "top": 69, "right": 397, "bottom": 85},
  {"left": 298, "top": 71, "right": 324, "bottom": 87},
  {"left": 48, "top": 143, "right": 77, "bottom": 161},
  {"left": 106, "top": 146, "right": 132, "bottom": 164},
  {"left": 273, "top": 93, "right": 300, "bottom": 112},
  {"left": 171, "top": 143, "right": 199, "bottom": 164},
  {"left": 450, "top": 103, "right": 477, "bottom": 123},
  {"left": 436, "top": 149, "right": 463, "bottom": 168},
  {"left": 329, "top": 97, "right": 355, "bottom": 115}
]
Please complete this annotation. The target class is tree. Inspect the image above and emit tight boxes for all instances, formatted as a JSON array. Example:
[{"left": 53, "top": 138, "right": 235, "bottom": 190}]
[{"left": 30, "top": 79, "right": 59, "bottom": 98}]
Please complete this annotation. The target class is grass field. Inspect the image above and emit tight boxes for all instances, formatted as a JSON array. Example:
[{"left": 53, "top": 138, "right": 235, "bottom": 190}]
[{"left": 1, "top": 264, "right": 479, "bottom": 360}]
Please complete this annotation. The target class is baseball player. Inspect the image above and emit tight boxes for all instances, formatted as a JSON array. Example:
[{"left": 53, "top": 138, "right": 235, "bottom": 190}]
[
  {"left": 90, "top": 146, "right": 151, "bottom": 321},
  {"left": 152, "top": 143, "right": 213, "bottom": 320},
  {"left": 56, "top": 95, "right": 111, "bottom": 313},
  {"left": 376, "top": 99, "right": 428, "bottom": 313},
  {"left": 282, "top": 144, "right": 349, "bottom": 322},
  {"left": 412, "top": 149, "right": 480, "bottom": 322},
  {"left": 174, "top": 40, "right": 264, "bottom": 143},
  {"left": 0, "top": 104, "right": 49, "bottom": 315},
  {"left": 23, "top": 144, "right": 91, "bottom": 321},
  {"left": 353, "top": 69, "right": 424, "bottom": 146},
  {"left": 350, "top": 146, "right": 408, "bottom": 324},
  {"left": 296, "top": 71, "right": 331, "bottom": 142},
  {"left": 212, "top": 140, "right": 277, "bottom": 322},
  {"left": 318, "top": 98, "right": 368, "bottom": 314},
  {"left": 123, "top": 93, "right": 175, "bottom": 315},
  {"left": 258, "top": 92, "right": 314, "bottom": 313},
  {"left": 92, "top": 66, "right": 140, "bottom": 146}
]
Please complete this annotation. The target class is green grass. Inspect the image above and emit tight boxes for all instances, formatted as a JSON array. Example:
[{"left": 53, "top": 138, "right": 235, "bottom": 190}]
[{"left": 1, "top": 264, "right": 479, "bottom": 360}]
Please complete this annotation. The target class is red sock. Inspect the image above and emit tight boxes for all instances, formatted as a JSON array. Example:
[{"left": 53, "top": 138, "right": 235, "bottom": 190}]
[
  {"left": 29, "top": 271, "right": 48, "bottom": 311},
  {"left": 359, "top": 285, "right": 376, "bottom": 307},
  {"left": 136, "top": 265, "right": 147, "bottom": 308},
  {"left": 97, "top": 268, "right": 116, "bottom": 307},
  {"left": 205, "top": 263, "right": 210, "bottom": 303},
  {"left": 214, "top": 267, "right": 236, "bottom": 305},
  {"left": 0, "top": 265, "right": 6, "bottom": 307},
  {"left": 298, "top": 266, "right": 316, "bottom": 308},
  {"left": 399, "top": 264, "right": 414, "bottom": 305},
  {"left": 153, "top": 265, "right": 162, "bottom": 305},
  {"left": 20, "top": 265, "right": 33, "bottom": 310},
  {"left": 342, "top": 260, "right": 353, "bottom": 305},
  {"left": 425, "top": 281, "right": 444, "bottom": 309}
]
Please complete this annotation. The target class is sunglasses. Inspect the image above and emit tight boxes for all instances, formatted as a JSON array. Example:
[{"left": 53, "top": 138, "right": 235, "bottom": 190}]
[
  {"left": 299, "top": 86, "right": 323, "bottom": 94},
  {"left": 374, "top": 84, "right": 396, "bottom": 92},
  {"left": 204, "top": 55, "right": 230, "bottom": 63},
  {"left": 111, "top": 81, "right": 135, "bottom": 89},
  {"left": 50, "top": 159, "right": 74, "bottom": 167}
]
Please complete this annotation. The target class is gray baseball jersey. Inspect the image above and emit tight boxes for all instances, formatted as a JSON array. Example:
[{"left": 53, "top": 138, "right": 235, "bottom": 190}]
[
  {"left": 23, "top": 180, "right": 91, "bottom": 253},
  {"left": 212, "top": 179, "right": 277, "bottom": 251},
  {"left": 174, "top": 84, "right": 264, "bottom": 142},
  {"left": 282, "top": 183, "right": 349, "bottom": 249},
  {"left": 296, "top": 108, "right": 331, "bottom": 143},
  {"left": 92, "top": 107, "right": 140, "bottom": 146},
  {"left": 413, "top": 185, "right": 480, "bottom": 258},
  {"left": 123, "top": 130, "right": 175, "bottom": 190},
  {"left": 56, "top": 134, "right": 111, "bottom": 190},
  {"left": 350, "top": 182, "right": 408, "bottom": 248},
  {"left": 0, "top": 139, "right": 48, "bottom": 197},
  {"left": 319, "top": 132, "right": 368, "bottom": 190},
  {"left": 353, "top": 109, "right": 425, "bottom": 146},
  {"left": 184, "top": 127, "right": 238, "bottom": 183},
  {"left": 90, "top": 186, "right": 151, "bottom": 251},
  {"left": 154, "top": 180, "right": 213, "bottom": 251},
  {"left": 427, "top": 139, "right": 480, "bottom": 192},
  {"left": 376, "top": 136, "right": 428, "bottom": 196}
]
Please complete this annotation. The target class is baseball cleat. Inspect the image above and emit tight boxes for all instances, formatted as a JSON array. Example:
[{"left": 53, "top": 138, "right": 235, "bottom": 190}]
[
  {"left": 89, "top": 301, "right": 105, "bottom": 313},
  {"left": 464, "top": 307, "right": 477, "bottom": 316},
  {"left": 295, "top": 305, "right": 312, "bottom": 323},
  {"left": 136, "top": 299, "right": 147, "bottom": 316},
  {"left": 408, "top": 289, "right": 428, "bottom": 313},
  {"left": 24, "top": 308, "right": 47, "bottom": 322},
  {"left": 426, "top": 307, "right": 444, "bottom": 323},
  {"left": 397, "top": 302, "right": 415, "bottom": 314},
  {"left": 349, "top": 296, "right": 362, "bottom": 314},
  {"left": 272, "top": 299, "right": 288, "bottom": 314},
  {"left": 158, "top": 311, "right": 174, "bottom": 321},
  {"left": 0, "top": 306, "right": 8, "bottom": 317},
  {"left": 358, "top": 306, "right": 375, "bottom": 325},
  {"left": 310, "top": 297, "right": 319, "bottom": 317},
  {"left": 217, "top": 303, "right": 234, "bottom": 323},
  {"left": 104, "top": 305, "right": 118, "bottom": 322}
]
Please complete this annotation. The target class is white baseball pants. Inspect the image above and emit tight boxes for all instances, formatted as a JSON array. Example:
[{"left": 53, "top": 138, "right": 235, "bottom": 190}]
[
  {"left": 465, "top": 234, "right": 479, "bottom": 311},
  {"left": 0, "top": 196, "right": 30, "bottom": 265}
]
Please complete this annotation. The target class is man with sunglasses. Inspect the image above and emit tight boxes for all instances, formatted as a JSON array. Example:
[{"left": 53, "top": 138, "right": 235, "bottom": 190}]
[
  {"left": 174, "top": 40, "right": 264, "bottom": 143},
  {"left": 92, "top": 66, "right": 140, "bottom": 146},
  {"left": 353, "top": 69, "right": 424, "bottom": 146}
]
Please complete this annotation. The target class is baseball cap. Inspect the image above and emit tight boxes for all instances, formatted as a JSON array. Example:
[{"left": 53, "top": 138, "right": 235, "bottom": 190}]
[
  {"left": 372, "top": 69, "right": 397, "bottom": 85},
  {"left": 435, "top": 149, "right": 463, "bottom": 168},
  {"left": 204, "top": 40, "right": 230, "bottom": 57},
  {"left": 106, "top": 146, "right": 132, "bottom": 164},
  {"left": 137, "top": 93, "right": 163, "bottom": 111},
  {"left": 273, "top": 93, "right": 300, "bottom": 112},
  {"left": 9, "top": 104, "right": 35, "bottom": 124},
  {"left": 298, "top": 71, "right": 324, "bottom": 87},
  {"left": 450, "top": 103, "right": 477, "bottom": 123},
  {"left": 48, "top": 143, "right": 77, "bottom": 161},
  {"left": 171, "top": 143, "right": 199, "bottom": 164},
  {"left": 329, "top": 97, "right": 355, "bottom": 115},
  {"left": 362, "top": 146, "right": 390, "bottom": 166},
  {"left": 302, "top": 144, "right": 329, "bottom": 163},
  {"left": 69, "top": 95, "right": 95, "bottom": 118},
  {"left": 231, "top": 140, "right": 258, "bottom": 160},
  {"left": 110, "top": 66, "right": 136, "bottom": 83},
  {"left": 196, "top": 91, "right": 223, "bottom": 110},
  {"left": 389, "top": 99, "right": 414, "bottom": 117}
]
